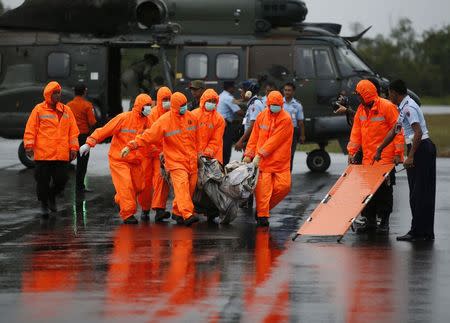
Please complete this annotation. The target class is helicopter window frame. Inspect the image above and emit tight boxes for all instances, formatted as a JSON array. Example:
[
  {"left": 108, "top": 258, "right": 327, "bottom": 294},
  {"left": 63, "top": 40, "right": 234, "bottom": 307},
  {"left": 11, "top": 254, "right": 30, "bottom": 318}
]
[
  {"left": 313, "top": 48, "right": 336, "bottom": 79},
  {"left": 47, "top": 52, "right": 71, "bottom": 79},
  {"left": 215, "top": 53, "right": 239, "bottom": 80},
  {"left": 185, "top": 53, "right": 208, "bottom": 79}
]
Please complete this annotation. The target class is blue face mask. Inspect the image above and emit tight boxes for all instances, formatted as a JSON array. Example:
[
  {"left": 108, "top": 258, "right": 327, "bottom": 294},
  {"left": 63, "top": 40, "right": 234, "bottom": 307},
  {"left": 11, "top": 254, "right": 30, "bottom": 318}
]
[
  {"left": 270, "top": 105, "right": 282, "bottom": 113},
  {"left": 179, "top": 105, "right": 188, "bottom": 115},
  {"left": 162, "top": 101, "right": 171, "bottom": 110},
  {"left": 142, "top": 105, "right": 151, "bottom": 117},
  {"left": 205, "top": 102, "right": 216, "bottom": 111}
]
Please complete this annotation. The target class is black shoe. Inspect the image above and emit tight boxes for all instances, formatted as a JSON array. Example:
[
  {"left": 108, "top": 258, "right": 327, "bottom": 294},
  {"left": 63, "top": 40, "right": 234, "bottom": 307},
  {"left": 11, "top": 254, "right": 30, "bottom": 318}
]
[
  {"left": 377, "top": 222, "right": 390, "bottom": 235},
  {"left": 184, "top": 214, "right": 200, "bottom": 226},
  {"left": 256, "top": 217, "right": 269, "bottom": 227},
  {"left": 421, "top": 234, "right": 435, "bottom": 241},
  {"left": 171, "top": 213, "right": 184, "bottom": 225},
  {"left": 48, "top": 195, "right": 57, "bottom": 212},
  {"left": 155, "top": 209, "right": 171, "bottom": 222},
  {"left": 396, "top": 233, "right": 418, "bottom": 241},
  {"left": 140, "top": 210, "right": 150, "bottom": 222},
  {"left": 40, "top": 203, "right": 50, "bottom": 218},
  {"left": 123, "top": 215, "right": 138, "bottom": 224},
  {"left": 355, "top": 220, "right": 377, "bottom": 234}
]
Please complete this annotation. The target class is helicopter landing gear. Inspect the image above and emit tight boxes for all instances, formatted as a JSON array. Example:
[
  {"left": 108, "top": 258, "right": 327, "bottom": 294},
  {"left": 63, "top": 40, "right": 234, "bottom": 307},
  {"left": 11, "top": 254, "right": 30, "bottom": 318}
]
[
  {"left": 306, "top": 143, "right": 331, "bottom": 173},
  {"left": 18, "top": 141, "right": 35, "bottom": 169}
]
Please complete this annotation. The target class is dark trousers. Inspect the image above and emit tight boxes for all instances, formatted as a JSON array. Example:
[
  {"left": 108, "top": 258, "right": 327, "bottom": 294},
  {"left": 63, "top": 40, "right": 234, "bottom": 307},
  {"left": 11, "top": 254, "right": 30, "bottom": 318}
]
[
  {"left": 407, "top": 139, "right": 436, "bottom": 237},
  {"left": 362, "top": 180, "right": 393, "bottom": 224},
  {"left": 35, "top": 161, "right": 69, "bottom": 205},
  {"left": 76, "top": 134, "right": 90, "bottom": 190},
  {"left": 223, "top": 121, "right": 238, "bottom": 166},
  {"left": 290, "top": 127, "right": 300, "bottom": 172}
]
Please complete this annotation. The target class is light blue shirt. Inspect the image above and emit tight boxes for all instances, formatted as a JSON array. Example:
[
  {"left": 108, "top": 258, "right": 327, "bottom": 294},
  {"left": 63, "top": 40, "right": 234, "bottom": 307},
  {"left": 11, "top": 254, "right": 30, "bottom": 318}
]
[
  {"left": 283, "top": 98, "right": 304, "bottom": 127},
  {"left": 261, "top": 95, "right": 268, "bottom": 106},
  {"left": 397, "top": 95, "right": 429, "bottom": 144},
  {"left": 217, "top": 90, "right": 241, "bottom": 122},
  {"left": 243, "top": 96, "right": 265, "bottom": 131}
]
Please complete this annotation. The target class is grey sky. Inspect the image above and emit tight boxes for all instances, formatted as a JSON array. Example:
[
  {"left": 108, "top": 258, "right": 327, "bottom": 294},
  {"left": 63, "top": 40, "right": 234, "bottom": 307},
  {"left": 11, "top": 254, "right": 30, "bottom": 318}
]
[{"left": 2, "top": 0, "right": 450, "bottom": 37}]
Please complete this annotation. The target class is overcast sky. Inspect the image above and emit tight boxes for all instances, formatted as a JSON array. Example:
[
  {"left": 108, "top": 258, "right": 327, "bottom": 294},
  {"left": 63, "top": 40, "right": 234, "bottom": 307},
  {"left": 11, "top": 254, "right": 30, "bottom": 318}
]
[{"left": 2, "top": 0, "right": 450, "bottom": 37}]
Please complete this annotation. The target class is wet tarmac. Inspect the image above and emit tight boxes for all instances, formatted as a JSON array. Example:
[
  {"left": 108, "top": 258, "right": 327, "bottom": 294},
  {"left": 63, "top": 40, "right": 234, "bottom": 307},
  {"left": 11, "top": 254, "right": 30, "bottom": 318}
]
[{"left": 0, "top": 139, "right": 449, "bottom": 322}]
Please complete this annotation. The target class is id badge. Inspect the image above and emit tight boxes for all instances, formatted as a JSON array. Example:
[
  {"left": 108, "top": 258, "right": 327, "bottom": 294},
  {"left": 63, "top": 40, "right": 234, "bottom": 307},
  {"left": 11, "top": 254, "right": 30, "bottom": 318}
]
[{"left": 242, "top": 117, "right": 247, "bottom": 125}]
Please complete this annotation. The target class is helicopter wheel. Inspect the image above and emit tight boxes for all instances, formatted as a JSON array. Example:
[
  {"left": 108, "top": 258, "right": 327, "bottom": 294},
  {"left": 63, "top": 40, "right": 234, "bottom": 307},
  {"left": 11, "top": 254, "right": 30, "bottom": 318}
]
[
  {"left": 18, "top": 141, "right": 35, "bottom": 169},
  {"left": 306, "top": 149, "right": 331, "bottom": 173}
]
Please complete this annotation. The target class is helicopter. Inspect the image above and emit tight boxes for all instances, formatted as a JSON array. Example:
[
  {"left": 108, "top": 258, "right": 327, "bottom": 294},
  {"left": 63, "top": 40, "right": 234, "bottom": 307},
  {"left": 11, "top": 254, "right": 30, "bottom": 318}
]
[{"left": 0, "top": 0, "right": 411, "bottom": 171}]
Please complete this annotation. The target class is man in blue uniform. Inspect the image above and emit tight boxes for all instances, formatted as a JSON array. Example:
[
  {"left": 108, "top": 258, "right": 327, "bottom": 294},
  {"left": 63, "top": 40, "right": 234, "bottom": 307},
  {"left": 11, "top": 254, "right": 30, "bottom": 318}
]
[
  {"left": 217, "top": 81, "right": 245, "bottom": 165},
  {"left": 283, "top": 82, "right": 305, "bottom": 171},
  {"left": 375, "top": 79, "right": 436, "bottom": 241}
]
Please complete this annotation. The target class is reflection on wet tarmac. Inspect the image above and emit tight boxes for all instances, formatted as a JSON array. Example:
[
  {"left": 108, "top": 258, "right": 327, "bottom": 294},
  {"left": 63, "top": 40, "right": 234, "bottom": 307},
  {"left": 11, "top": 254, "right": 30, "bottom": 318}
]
[{"left": 0, "top": 167, "right": 447, "bottom": 322}]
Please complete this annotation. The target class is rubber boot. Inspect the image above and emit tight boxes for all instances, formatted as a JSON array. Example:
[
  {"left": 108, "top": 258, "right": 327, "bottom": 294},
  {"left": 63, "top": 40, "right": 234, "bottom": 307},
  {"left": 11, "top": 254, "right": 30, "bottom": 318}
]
[{"left": 155, "top": 208, "right": 171, "bottom": 222}]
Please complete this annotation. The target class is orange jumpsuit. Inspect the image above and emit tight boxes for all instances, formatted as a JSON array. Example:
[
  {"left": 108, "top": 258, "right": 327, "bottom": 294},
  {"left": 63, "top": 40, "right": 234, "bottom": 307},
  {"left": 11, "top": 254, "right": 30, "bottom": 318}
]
[
  {"left": 244, "top": 91, "right": 294, "bottom": 218},
  {"left": 66, "top": 95, "right": 97, "bottom": 135},
  {"left": 86, "top": 94, "right": 153, "bottom": 221},
  {"left": 347, "top": 80, "right": 404, "bottom": 165},
  {"left": 191, "top": 89, "right": 225, "bottom": 163},
  {"left": 24, "top": 81, "right": 80, "bottom": 161},
  {"left": 143, "top": 87, "right": 172, "bottom": 211},
  {"left": 129, "top": 92, "right": 199, "bottom": 220}
]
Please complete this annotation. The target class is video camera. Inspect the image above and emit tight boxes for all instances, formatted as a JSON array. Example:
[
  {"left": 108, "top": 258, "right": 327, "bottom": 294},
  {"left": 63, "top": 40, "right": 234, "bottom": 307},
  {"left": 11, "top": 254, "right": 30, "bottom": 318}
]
[{"left": 332, "top": 95, "right": 350, "bottom": 112}]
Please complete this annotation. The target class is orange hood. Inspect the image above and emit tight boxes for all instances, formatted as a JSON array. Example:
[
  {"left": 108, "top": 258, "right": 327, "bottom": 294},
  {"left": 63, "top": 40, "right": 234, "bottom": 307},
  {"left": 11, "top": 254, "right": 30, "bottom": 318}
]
[
  {"left": 267, "top": 91, "right": 284, "bottom": 108},
  {"left": 43, "top": 81, "right": 62, "bottom": 104},
  {"left": 156, "top": 86, "right": 172, "bottom": 113},
  {"left": 199, "top": 89, "right": 219, "bottom": 112},
  {"left": 356, "top": 80, "right": 378, "bottom": 104},
  {"left": 170, "top": 92, "right": 188, "bottom": 114},
  {"left": 132, "top": 94, "right": 152, "bottom": 115}
]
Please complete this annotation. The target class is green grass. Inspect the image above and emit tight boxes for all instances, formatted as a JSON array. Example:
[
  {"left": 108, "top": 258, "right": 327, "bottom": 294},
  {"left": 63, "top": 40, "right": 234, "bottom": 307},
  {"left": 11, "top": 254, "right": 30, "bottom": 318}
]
[
  {"left": 298, "top": 114, "right": 450, "bottom": 158},
  {"left": 421, "top": 96, "right": 450, "bottom": 106},
  {"left": 298, "top": 140, "right": 342, "bottom": 153},
  {"left": 425, "top": 114, "right": 450, "bottom": 157}
]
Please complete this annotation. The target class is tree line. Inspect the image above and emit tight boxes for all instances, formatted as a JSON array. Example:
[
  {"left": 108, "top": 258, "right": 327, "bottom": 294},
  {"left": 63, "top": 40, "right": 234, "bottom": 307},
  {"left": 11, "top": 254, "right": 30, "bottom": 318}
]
[{"left": 354, "top": 18, "right": 450, "bottom": 98}]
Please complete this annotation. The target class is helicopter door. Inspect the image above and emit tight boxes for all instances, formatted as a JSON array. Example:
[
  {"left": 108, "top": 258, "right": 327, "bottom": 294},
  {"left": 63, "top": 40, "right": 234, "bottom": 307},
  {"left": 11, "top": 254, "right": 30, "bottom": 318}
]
[{"left": 294, "top": 46, "right": 340, "bottom": 119}]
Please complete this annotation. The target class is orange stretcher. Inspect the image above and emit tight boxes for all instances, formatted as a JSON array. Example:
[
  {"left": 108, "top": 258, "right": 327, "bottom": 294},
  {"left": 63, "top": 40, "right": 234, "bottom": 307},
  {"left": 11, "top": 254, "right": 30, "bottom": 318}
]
[{"left": 293, "top": 164, "right": 395, "bottom": 242}]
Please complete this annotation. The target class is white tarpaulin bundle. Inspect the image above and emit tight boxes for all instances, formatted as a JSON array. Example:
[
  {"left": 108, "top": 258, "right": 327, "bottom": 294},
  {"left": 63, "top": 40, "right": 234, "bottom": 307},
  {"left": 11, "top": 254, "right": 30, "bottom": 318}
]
[{"left": 196, "top": 157, "right": 258, "bottom": 224}]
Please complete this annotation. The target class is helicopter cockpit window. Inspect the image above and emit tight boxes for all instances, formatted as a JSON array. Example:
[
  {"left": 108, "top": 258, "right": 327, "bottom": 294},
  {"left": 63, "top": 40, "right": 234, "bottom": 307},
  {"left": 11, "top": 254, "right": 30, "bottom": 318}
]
[
  {"left": 296, "top": 48, "right": 315, "bottom": 79},
  {"left": 47, "top": 52, "right": 70, "bottom": 78},
  {"left": 185, "top": 53, "right": 208, "bottom": 79},
  {"left": 313, "top": 49, "right": 335, "bottom": 78},
  {"left": 335, "top": 47, "right": 373, "bottom": 77},
  {"left": 216, "top": 54, "right": 239, "bottom": 79}
]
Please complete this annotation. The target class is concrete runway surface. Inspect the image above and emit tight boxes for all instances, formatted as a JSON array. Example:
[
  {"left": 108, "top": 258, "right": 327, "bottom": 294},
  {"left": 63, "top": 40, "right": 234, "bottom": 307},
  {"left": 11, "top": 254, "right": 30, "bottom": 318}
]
[{"left": 0, "top": 138, "right": 449, "bottom": 323}]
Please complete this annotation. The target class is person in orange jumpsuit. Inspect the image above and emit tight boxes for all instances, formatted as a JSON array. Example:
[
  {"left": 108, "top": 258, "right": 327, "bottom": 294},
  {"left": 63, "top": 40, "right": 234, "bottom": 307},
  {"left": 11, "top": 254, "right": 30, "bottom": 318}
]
[
  {"left": 23, "top": 81, "right": 80, "bottom": 217},
  {"left": 139, "top": 86, "right": 172, "bottom": 222},
  {"left": 66, "top": 83, "right": 97, "bottom": 193},
  {"left": 79, "top": 94, "right": 153, "bottom": 224},
  {"left": 191, "top": 88, "right": 225, "bottom": 221},
  {"left": 122, "top": 92, "right": 200, "bottom": 226},
  {"left": 347, "top": 79, "right": 404, "bottom": 233},
  {"left": 243, "top": 91, "right": 294, "bottom": 227}
]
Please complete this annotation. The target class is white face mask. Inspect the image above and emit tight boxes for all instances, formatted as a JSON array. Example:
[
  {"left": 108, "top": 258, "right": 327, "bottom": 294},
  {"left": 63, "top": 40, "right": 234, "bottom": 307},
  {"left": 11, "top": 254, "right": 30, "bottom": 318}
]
[
  {"left": 162, "top": 100, "right": 171, "bottom": 110},
  {"left": 205, "top": 102, "right": 216, "bottom": 111},
  {"left": 142, "top": 105, "right": 151, "bottom": 116}
]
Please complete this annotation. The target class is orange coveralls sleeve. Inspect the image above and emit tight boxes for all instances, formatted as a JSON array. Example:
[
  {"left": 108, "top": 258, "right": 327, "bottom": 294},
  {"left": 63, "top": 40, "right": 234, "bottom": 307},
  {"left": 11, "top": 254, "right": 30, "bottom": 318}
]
[
  {"left": 23, "top": 108, "right": 40, "bottom": 149},
  {"left": 347, "top": 107, "right": 362, "bottom": 156},
  {"left": 86, "top": 114, "right": 124, "bottom": 147}
]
